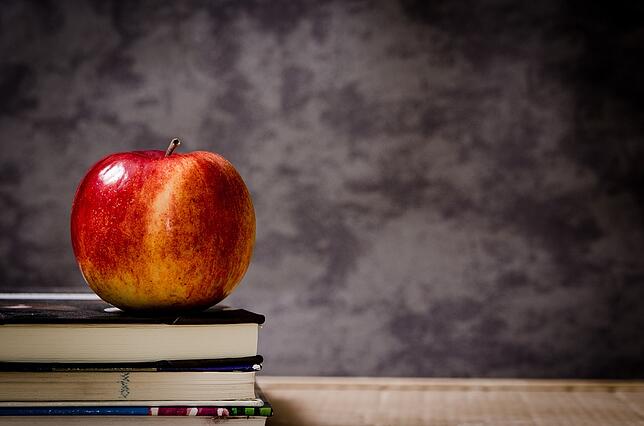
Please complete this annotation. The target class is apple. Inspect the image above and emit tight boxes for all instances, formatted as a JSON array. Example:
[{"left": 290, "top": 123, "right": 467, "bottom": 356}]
[{"left": 70, "top": 139, "right": 256, "bottom": 312}]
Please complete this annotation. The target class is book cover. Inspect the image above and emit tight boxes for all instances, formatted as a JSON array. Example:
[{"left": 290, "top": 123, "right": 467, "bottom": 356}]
[
  {"left": 0, "top": 355, "right": 263, "bottom": 372},
  {"left": 0, "top": 294, "right": 265, "bottom": 325}
]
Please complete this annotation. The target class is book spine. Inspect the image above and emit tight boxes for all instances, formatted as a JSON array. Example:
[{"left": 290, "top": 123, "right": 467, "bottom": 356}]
[
  {"left": 3, "top": 365, "right": 259, "bottom": 372},
  {"left": 0, "top": 406, "right": 273, "bottom": 417}
]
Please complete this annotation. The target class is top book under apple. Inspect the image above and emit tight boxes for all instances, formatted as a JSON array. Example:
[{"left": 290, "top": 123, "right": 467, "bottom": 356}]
[{"left": 0, "top": 293, "right": 264, "bottom": 363}]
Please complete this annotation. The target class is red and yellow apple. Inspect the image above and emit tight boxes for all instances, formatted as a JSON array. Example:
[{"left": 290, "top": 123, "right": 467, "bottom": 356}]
[{"left": 70, "top": 139, "right": 255, "bottom": 312}]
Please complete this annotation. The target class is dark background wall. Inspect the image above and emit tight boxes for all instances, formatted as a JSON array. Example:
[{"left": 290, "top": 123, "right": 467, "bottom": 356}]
[{"left": 1, "top": 0, "right": 644, "bottom": 378}]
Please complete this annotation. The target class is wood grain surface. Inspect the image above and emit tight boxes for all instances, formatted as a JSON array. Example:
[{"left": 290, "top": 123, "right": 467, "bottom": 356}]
[{"left": 257, "top": 377, "right": 644, "bottom": 426}]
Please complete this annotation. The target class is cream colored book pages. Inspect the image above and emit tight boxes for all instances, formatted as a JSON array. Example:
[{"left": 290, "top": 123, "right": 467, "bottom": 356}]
[
  {"left": 0, "top": 323, "right": 258, "bottom": 362},
  {"left": 0, "top": 372, "right": 256, "bottom": 401}
]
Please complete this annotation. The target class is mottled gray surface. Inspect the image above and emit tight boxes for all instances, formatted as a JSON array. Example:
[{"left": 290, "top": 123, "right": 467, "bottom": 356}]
[{"left": 1, "top": 0, "right": 644, "bottom": 377}]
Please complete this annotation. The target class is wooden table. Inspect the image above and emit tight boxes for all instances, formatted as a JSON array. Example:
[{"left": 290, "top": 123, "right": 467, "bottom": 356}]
[{"left": 257, "top": 377, "right": 644, "bottom": 426}]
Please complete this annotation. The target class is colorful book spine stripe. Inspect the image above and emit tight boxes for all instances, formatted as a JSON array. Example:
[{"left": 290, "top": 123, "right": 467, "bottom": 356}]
[
  {"left": 0, "top": 406, "right": 273, "bottom": 417},
  {"left": 150, "top": 407, "right": 230, "bottom": 416}
]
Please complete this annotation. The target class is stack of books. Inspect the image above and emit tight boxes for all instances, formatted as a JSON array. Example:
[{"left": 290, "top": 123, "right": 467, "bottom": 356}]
[{"left": 0, "top": 293, "right": 272, "bottom": 425}]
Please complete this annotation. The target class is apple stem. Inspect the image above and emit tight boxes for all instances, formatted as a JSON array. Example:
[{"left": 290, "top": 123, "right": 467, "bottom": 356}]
[{"left": 165, "top": 138, "right": 181, "bottom": 157}]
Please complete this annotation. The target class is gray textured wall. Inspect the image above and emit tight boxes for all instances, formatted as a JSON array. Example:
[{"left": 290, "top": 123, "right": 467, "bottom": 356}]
[{"left": 1, "top": 0, "right": 644, "bottom": 378}]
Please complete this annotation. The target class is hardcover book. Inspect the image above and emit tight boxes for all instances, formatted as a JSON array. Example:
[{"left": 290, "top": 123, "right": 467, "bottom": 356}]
[
  {"left": 0, "top": 371, "right": 257, "bottom": 402},
  {"left": 0, "top": 294, "right": 264, "bottom": 363},
  {"left": 0, "top": 386, "right": 273, "bottom": 425}
]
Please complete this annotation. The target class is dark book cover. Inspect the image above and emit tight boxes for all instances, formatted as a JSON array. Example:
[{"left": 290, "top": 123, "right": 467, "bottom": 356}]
[
  {"left": 0, "top": 355, "right": 263, "bottom": 372},
  {"left": 0, "top": 294, "right": 265, "bottom": 325}
]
